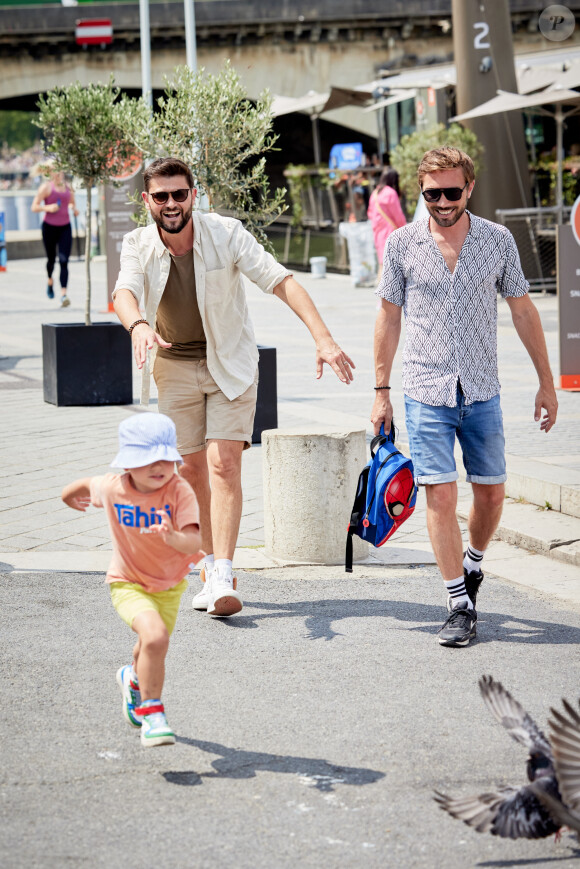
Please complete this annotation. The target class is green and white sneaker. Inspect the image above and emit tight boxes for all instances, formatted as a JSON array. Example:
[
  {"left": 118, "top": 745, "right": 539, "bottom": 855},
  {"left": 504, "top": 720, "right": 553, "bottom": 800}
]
[
  {"left": 116, "top": 665, "right": 141, "bottom": 728},
  {"left": 136, "top": 701, "right": 176, "bottom": 747}
]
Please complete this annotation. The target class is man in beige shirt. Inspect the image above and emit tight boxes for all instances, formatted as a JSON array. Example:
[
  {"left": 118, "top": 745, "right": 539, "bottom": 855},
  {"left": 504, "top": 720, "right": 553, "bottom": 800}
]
[{"left": 114, "top": 157, "right": 355, "bottom": 618}]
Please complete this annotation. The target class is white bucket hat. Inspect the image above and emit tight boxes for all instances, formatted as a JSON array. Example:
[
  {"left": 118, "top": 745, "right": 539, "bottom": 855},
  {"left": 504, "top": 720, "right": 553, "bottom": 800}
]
[{"left": 111, "top": 412, "right": 183, "bottom": 469}]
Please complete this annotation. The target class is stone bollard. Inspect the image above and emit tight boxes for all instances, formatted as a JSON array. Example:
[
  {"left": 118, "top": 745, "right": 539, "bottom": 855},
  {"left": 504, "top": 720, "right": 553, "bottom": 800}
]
[{"left": 262, "top": 428, "right": 368, "bottom": 565}]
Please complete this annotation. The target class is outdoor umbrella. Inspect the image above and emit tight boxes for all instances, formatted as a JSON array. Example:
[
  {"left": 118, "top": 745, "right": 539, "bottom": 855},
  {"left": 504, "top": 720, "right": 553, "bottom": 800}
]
[
  {"left": 451, "top": 85, "right": 580, "bottom": 222},
  {"left": 271, "top": 91, "right": 330, "bottom": 165}
]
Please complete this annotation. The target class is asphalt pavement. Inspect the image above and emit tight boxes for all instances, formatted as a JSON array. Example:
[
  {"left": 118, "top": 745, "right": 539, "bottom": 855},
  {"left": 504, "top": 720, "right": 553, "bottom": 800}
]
[
  {"left": 2, "top": 566, "right": 579, "bottom": 868},
  {"left": 1, "top": 255, "right": 580, "bottom": 867}
]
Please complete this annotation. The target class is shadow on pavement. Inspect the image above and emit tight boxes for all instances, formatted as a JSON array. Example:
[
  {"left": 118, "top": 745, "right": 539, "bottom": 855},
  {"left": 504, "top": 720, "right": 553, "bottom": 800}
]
[
  {"left": 478, "top": 851, "right": 580, "bottom": 866},
  {"left": 164, "top": 737, "right": 385, "bottom": 791},
  {"left": 198, "top": 598, "right": 580, "bottom": 645}
]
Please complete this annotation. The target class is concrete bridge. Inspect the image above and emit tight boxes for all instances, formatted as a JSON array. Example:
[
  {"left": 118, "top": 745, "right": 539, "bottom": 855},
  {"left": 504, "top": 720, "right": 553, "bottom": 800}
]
[{"left": 1, "top": 0, "right": 575, "bottom": 138}]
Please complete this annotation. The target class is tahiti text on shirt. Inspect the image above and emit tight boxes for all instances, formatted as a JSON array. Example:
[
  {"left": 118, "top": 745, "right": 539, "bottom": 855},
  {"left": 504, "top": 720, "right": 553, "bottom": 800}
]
[{"left": 114, "top": 503, "right": 172, "bottom": 528}]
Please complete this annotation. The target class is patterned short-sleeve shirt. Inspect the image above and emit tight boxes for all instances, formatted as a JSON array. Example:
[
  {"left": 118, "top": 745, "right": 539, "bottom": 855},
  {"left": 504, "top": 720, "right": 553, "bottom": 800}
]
[{"left": 376, "top": 212, "right": 528, "bottom": 407}]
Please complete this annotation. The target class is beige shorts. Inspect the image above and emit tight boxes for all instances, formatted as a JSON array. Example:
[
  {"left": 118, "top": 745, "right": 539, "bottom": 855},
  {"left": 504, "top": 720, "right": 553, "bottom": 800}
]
[{"left": 153, "top": 355, "right": 258, "bottom": 455}]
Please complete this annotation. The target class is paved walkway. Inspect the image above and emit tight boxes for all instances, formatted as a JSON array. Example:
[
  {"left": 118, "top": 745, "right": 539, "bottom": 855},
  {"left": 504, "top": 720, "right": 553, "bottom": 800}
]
[{"left": 0, "top": 256, "right": 579, "bottom": 606}]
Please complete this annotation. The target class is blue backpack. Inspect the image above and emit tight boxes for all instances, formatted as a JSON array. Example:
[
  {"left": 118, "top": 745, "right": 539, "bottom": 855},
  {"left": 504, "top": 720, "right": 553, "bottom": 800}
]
[{"left": 345, "top": 423, "right": 418, "bottom": 572}]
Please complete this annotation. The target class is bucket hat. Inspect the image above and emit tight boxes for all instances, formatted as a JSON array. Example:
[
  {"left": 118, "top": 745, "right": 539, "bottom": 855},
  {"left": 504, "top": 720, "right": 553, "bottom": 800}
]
[{"left": 111, "top": 412, "right": 183, "bottom": 469}]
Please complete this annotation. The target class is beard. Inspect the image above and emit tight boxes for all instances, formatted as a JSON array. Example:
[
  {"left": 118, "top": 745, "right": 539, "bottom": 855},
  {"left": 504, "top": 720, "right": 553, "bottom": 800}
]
[
  {"left": 426, "top": 199, "right": 468, "bottom": 228},
  {"left": 150, "top": 204, "right": 192, "bottom": 235}
]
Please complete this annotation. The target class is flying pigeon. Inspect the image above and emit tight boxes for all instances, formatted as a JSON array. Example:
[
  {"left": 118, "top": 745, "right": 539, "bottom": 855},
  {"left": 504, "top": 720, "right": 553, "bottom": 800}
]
[
  {"left": 530, "top": 698, "right": 580, "bottom": 838},
  {"left": 434, "top": 675, "right": 580, "bottom": 840}
]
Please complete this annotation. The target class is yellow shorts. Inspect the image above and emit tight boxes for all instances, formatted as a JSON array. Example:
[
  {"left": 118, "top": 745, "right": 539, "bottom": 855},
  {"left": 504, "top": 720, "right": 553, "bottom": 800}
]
[
  {"left": 153, "top": 354, "right": 258, "bottom": 454},
  {"left": 110, "top": 578, "right": 188, "bottom": 634}
]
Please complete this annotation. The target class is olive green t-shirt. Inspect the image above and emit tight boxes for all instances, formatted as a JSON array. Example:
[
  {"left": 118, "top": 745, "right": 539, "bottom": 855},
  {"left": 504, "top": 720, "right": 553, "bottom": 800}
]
[{"left": 156, "top": 251, "right": 206, "bottom": 359}]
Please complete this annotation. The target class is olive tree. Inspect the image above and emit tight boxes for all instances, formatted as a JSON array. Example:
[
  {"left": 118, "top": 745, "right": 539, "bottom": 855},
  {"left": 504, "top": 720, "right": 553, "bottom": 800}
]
[
  {"left": 140, "top": 62, "right": 287, "bottom": 249},
  {"left": 36, "top": 78, "right": 149, "bottom": 324}
]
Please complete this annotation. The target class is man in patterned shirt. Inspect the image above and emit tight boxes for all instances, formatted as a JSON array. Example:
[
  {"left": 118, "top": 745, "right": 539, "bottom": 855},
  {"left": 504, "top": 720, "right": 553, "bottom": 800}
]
[{"left": 371, "top": 147, "right": 558, "bottom": 648}]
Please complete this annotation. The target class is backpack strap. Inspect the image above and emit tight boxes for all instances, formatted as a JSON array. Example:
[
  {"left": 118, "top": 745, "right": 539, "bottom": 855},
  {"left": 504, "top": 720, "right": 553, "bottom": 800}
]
[
  {"left": 345, "top": 464, "right": 369, "bottom": 573},
  {"left": 370, "top": 421, "right": 396, "bottom": 458},
  {"left": 345, "top": 530, "right": 354, "bottom": 573}
]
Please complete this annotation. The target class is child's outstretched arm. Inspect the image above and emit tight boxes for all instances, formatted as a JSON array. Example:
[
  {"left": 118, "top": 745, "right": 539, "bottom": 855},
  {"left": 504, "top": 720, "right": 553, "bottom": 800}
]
[
  {"left": 150, "top": 510, "right": 202, "bottom": 555},
  {"left": 62, "top": 477, "right": 93, "bottom": 512}
]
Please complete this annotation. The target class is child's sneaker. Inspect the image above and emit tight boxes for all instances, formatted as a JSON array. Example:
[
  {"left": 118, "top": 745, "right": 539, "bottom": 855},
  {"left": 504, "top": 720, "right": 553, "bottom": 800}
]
[
  {"left": 136, "top": 701, "right": 176, "bottom": 747},
  {"left": 61, "top": 295, "right": 71, "bottom": 307},
  {"left": 116, "top": 665, "right": 141, "bottom": 728}
]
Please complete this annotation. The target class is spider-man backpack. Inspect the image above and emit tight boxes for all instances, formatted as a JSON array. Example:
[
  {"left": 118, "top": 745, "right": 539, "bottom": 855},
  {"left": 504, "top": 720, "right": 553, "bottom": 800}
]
[{"left": 345, "top": 422, "right": 417, "bottom": 572}]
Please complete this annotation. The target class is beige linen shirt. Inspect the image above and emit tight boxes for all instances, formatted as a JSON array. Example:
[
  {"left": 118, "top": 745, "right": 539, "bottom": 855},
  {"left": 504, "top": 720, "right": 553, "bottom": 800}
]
[{"left": 113, "top": 211, "right": 290, "bottom": 404}]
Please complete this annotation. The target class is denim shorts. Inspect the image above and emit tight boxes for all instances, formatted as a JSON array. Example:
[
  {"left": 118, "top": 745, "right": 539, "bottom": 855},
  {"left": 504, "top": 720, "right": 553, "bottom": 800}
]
[{"left": 404, "top": 388, "right": 507, "bottom": 486}]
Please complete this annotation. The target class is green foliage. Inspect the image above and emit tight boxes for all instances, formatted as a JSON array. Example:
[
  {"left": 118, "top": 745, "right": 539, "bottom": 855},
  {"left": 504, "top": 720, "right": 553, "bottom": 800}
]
[
  {"left": 35, "top": 77, "right": 148, "bottom": 186},
  {"left": 390, "top": 123, "right": 484, "bottom": 214},
  {"left": 283, "top": 164, "right": 334, "bottom": 229},
  {"left": 136, "top": 62, "right": 287, "bottom": 250},
  {"left": 35, "top": 78, "right": 149, "bottom": 324},
  {"left": 533, "top": 156, "right": 580, "bottom": 207},
  {"left": 0, "top": 111, "right": 40, "bottom": 151}
]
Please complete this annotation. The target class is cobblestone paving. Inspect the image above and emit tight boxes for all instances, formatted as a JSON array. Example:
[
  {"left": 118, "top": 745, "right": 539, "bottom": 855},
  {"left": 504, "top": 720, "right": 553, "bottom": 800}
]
[{"left": 0, "top": 257, "right": 577, "bottom": 554}]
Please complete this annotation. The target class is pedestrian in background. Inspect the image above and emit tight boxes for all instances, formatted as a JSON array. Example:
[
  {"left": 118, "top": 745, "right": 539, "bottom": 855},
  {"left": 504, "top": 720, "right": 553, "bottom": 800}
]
[
  {"left": 31, "top": 164, "right": 79, "bottom": 307},
  {"left": 371, "top": 147, "right": 558, "bottom": 648},
  {"left": 61, "top": 412, "right": 202, "bottom": 748},
  {"left": 113, "top": 157, "right": 354, "bottom": 619},
  {"left": 367, "top": 168, "right": 407, "bottom": 271}
]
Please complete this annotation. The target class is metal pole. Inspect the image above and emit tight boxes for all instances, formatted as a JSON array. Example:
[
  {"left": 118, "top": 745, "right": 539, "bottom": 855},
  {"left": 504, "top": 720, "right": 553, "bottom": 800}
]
[
  {"left": 184, "top": 0, "right": 197, "bottom": 71},
  {"left": 556, "top": 106, "right": 564, "bottom": 225},
  {"left": 311, "top": 113, "right": 321, "bottom": 166},
  {"left": 139, "top": 0, "right": 152, "bottom": 108}
]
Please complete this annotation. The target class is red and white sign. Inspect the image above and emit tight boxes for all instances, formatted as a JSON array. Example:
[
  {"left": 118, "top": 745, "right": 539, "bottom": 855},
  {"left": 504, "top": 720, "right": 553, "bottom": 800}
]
[
  {"left": 571, "top": 194, "right": 580, "bottom": 247},
  {"left": 75, "top": 19, "right": 113, "bottom": 45}
]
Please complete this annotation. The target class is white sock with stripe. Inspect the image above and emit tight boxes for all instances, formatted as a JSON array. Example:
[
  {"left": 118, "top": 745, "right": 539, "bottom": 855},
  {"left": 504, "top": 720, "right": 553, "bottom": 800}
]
[
  {"left": 444, "top": 576, "right": 473, "bottom": 610},
  {"left": 464, "top": 545, "right": 484, "bottom": 574}
]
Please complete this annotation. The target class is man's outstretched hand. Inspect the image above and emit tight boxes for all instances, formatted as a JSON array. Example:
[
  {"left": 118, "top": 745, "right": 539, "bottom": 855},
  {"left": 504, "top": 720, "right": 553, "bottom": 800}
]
[{"left": 315, "top": 339, "right": 355, "bottom": 383}]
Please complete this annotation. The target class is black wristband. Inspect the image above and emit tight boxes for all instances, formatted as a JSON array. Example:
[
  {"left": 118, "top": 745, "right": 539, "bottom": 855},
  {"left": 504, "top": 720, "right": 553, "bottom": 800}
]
[
  {"left": 374, "top": 385, "right": 391, "bottom": 390},
  {"left": 128, "top": 319, "right": 149, "bottom": 335}
]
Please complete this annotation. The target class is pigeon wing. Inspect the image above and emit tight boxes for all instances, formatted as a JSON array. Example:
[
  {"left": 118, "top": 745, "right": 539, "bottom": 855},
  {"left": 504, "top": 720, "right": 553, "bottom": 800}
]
[
  {"left": 549, "top": 698, "right": 580, "bottom": 813},
  {"left": 434, "top": 783, "right": 560, "bottom": 840},
  {"left": 479, "top": 675, "right": 553, "bottom": 761},
  {"left": 530, "top": 782, "right": 580, "bottom": 837}
]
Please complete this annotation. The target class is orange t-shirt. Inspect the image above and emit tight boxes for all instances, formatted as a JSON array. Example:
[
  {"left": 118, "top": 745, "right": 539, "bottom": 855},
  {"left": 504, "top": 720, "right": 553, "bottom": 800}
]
[{"left": 90, "top": 472, "right": 200, "bottom": 592}]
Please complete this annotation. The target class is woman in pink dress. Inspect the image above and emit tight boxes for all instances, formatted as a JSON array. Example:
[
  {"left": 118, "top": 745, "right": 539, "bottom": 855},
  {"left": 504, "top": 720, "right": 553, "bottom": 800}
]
[{"left": 367, "top": 168, "right": 407, "bottom": 271}]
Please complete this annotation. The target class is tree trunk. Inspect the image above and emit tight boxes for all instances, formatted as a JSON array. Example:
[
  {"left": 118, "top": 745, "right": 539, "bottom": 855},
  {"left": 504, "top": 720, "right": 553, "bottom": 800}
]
[{"left": 84, "top": 183, "right": 92, "bottom": 326}]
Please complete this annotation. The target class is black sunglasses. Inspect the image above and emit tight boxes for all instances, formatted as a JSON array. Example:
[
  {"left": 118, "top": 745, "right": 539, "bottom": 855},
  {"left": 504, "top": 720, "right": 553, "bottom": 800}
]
[
  {"left": 421, "top": 183, "right": 468, "bottom": 203},
  {"left": 149, "top": 188, "right": 191, "bottom": 205}
]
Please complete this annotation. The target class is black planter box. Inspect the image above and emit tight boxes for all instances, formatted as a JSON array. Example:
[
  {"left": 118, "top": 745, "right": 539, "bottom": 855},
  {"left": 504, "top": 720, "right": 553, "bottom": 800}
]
[
  {"left": 42, "top": 322, "right": 133, "bottom": 406},
  {"left": 252, "top": 345, "right": 277, "bottom": 443}
]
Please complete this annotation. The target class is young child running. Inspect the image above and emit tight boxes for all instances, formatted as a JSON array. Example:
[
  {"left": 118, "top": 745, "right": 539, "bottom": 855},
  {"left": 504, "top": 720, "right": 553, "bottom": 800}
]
[{"left": 62, "top": 412, "right": 202, "bottom": 748}]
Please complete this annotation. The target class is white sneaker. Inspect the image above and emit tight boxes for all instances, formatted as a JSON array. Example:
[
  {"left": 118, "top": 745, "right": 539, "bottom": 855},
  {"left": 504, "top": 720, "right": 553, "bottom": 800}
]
[
  {"left": 191, "top": 564, "right": 212, "bottom": 611},
  {"left": 207, "top": 570, "right": 243, "bottom": 617}
]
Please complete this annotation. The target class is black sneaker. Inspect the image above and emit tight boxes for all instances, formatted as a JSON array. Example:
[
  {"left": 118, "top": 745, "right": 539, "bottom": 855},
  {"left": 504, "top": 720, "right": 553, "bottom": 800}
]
[
  {"left": 464, "top": 565, "right": 483, "bottom": 606},
  {"left": 437, "top": 603, "right": 477, "bottom": 647}
]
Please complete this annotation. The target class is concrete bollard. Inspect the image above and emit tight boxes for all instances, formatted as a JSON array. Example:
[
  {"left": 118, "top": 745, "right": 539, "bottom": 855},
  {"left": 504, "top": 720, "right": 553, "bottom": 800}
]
[{"left": 262, "top": 427, "right": 368, "bottom": 565}]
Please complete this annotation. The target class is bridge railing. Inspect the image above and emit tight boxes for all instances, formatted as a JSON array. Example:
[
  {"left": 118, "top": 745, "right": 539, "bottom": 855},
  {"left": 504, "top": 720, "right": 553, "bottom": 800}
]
[
  {"left": 495, "top": 206, "right": 572, "bottom": 294},
  {"left": 283, "top": 166, "right": 387, "bottom": 230}
]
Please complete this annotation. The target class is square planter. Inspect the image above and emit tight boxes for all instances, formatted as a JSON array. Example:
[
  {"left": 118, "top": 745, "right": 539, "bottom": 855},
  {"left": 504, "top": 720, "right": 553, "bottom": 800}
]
[
  {"left": 42, "top": 322, "right": 133, "bottom": 406},
  {"left": 252, "top": 345, "right": 277, "bottom": 443}
]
